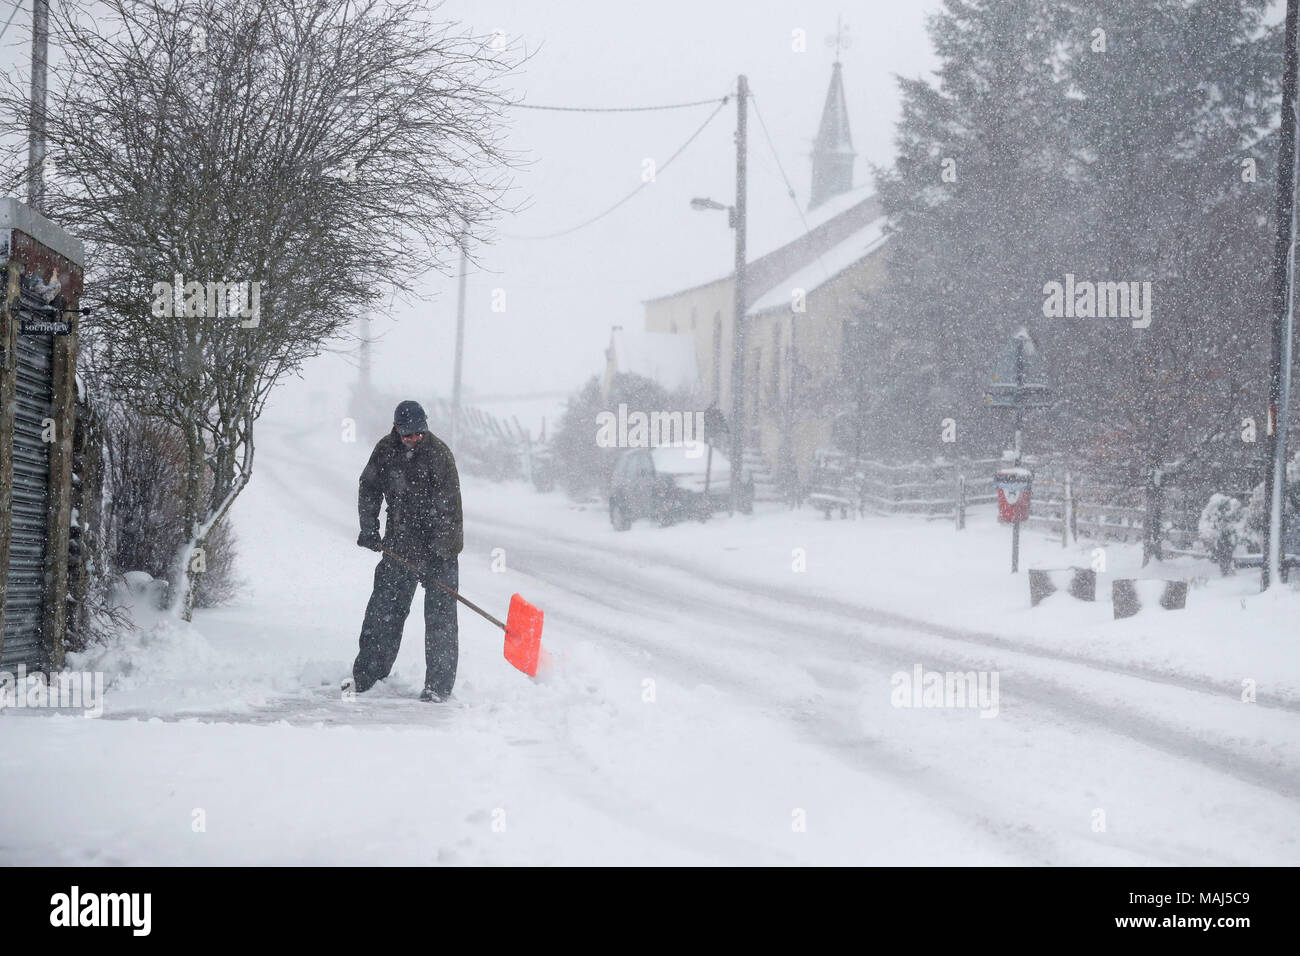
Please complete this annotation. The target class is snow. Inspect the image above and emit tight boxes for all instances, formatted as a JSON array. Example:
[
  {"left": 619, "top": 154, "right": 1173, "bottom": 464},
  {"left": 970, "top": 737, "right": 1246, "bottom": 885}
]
[
  {"left": 647, "top": 185, "right": 879, "bottom": 301},
  {"left": 651, "top": 443, "right": 727, "bottom": 473},
  {"left": 650, "top": 444, "right": 731, "bottom": 492},
  {"left": 469, "top": 478, "right": 1300, "bottom": 702},
  {"left": 4, "top": 376, "right": 1300, "bottom": 865},
  {"left": 746, "top": 213, "right": 888, "bottom": 316}
]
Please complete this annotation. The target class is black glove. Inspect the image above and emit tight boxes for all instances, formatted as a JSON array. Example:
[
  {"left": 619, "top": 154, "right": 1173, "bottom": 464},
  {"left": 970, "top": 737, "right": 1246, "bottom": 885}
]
[{"left": 357, "top": 530, "right": 383, "bottom": 552}]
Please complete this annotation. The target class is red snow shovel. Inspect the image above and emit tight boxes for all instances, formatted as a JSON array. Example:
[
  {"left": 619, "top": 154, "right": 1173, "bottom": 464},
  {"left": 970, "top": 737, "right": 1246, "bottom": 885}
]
[{"left": 383, "top": 550, "right": 545, "bottom": 677}]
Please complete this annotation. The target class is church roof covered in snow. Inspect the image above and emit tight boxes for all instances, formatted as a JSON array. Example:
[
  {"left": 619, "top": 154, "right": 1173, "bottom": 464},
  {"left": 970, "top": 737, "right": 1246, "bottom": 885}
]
[{"left": 746, "top": 210, "right": 888, "bottom": 316}]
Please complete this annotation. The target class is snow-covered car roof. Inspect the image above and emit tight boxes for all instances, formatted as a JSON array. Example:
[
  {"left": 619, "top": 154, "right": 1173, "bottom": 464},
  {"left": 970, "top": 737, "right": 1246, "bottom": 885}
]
[{"left": 651, "top": 443, "right": 731, "bottom": 477}]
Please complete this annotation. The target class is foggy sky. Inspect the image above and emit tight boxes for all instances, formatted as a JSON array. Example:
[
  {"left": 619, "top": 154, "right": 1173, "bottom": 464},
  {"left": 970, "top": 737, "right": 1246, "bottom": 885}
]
[{"left": 1, "top": 0, "right": 942, "bottom": 404}]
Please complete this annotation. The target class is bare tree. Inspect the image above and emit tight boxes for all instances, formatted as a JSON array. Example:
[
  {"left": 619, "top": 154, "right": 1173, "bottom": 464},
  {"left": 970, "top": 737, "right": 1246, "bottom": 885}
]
[{"left": 1, "top": 0, "right": 515, "bottom": 619}]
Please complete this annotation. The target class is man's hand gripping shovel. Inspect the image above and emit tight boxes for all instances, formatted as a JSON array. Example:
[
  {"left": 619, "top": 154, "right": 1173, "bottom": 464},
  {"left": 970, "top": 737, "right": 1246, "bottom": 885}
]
[{"left": 383, "top": 550, "right": 546, "bottom": 678}]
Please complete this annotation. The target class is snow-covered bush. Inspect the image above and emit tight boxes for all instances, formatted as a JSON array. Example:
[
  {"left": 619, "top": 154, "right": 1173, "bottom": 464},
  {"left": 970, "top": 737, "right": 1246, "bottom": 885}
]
[
  {"left": 1198, "top": 494, "right": 1245, "bottom": 576},
  {"left": 1241, "top": 455, "right": 1300, "bottom": 554},
  {"left": 551, "top": 373, "right": 696, "bottom": 501},
  {"left": 103, "top": 408, "right": 240, "bottom": 608}
]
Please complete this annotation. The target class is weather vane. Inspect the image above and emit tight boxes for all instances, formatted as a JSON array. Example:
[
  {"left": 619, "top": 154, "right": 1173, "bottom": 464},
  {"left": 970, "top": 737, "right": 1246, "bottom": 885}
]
[{"left": 825, "top": 15, "right": 851, "bottom": 63}]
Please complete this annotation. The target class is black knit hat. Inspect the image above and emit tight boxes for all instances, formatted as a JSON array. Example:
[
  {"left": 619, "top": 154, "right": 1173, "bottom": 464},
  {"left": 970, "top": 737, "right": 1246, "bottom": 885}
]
[{"left": 393, "top": 400, "right": 429, "bottom": 436}]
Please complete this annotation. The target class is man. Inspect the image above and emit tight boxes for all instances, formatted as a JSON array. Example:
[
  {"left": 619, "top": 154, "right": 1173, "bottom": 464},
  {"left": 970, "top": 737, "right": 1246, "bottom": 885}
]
[{"left": 350, "top": 400, "right": 463, "bottom": 702}]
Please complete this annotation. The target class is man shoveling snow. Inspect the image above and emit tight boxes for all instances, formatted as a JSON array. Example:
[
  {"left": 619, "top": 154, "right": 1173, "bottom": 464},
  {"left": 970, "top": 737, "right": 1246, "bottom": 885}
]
[{"left": 349, "top": 400, "right": 462, "bottom": 702}]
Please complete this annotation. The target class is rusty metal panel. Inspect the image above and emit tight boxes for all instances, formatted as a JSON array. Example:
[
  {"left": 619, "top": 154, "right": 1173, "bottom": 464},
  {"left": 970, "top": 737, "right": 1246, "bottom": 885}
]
[{"left": 1, "top": 280, "right": 54, "bottom": 671}]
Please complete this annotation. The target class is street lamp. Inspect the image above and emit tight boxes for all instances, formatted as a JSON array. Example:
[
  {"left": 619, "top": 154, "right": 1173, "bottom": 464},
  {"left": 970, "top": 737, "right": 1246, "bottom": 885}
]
[
  {"left": 691, "top": 196, "right": 736, "bottom": 228},
  {"left": 683, "top": 75, "right": 753, "bottom": 517}
]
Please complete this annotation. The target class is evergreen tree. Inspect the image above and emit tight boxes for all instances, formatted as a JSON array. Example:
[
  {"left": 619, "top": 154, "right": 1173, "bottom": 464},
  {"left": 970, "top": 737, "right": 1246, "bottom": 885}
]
[
  {"left": 860, "top": 0, "right": 1279, "bottom": 489},
  {"left": 1051, "top": 0, "right": 1278, "bottom": 486},
  {"left": 861, "top": 0, "right": 1074, "bottom": 461}
]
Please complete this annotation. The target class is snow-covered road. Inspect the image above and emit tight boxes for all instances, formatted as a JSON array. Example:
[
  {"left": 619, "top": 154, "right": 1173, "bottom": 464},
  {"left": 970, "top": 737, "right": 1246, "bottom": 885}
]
[{"left": 4, "top": 389, "right": 1298, "bottom": 865}]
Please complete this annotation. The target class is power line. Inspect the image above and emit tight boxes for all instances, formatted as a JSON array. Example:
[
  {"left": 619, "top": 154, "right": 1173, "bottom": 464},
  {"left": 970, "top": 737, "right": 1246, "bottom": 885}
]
[
  {"left": 509, "top": 96, "right": 727, "bottom": 113},
  {"left": 750, "top": 92, "right": 814, "bottom": 244},
  {"left": 752, "top": 90, "right": 850, "bottom": 287},
  {"left": 0, "top": 0, "right": 23, "bottom": 44},
  {"left": 503, "top": 94, "right": 730, "bottom": 241}
]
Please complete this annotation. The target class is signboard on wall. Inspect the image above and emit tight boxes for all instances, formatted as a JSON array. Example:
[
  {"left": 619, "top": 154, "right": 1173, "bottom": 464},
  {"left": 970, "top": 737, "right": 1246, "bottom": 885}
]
[{"left": 19, "top": 311, "right": 73, "bottom": 336}]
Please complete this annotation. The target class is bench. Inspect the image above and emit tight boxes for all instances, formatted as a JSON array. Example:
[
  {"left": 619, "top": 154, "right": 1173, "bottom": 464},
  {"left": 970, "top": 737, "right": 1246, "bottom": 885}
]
[{"left": 808, "top": 450, "right": 859, "bottom": 519}]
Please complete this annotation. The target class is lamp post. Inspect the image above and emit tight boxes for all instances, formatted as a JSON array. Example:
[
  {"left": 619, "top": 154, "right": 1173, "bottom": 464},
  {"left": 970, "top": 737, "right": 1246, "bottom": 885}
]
[
  {"left": 1263, "top": 0, "right": 1299, "bottom": 590},
  {"left": 691, "top": 198, "right": 732, "bottom": 511},
  {"left": 28, "top": 0, "right": 49, "bottom": 212},
  {"left": 450, "top": 243, "right": 468, "bottom": 454},
  {"left": 689, "top": 194, "right": 745, "bottom": 515},
  {"left": 689, "top": 73, "right": 748, "bottom": 516}
]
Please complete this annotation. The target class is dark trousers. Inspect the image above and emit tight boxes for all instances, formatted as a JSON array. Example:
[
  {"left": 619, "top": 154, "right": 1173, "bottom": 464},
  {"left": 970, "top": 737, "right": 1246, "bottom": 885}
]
[{"left": 353, "top": 553, "right": 458, "bottom": 696}]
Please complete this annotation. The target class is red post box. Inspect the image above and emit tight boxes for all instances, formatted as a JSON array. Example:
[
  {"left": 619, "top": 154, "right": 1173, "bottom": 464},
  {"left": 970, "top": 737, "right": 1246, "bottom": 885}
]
[{"left": 996, "top": 468, "right": 1032, "bottom": 523}]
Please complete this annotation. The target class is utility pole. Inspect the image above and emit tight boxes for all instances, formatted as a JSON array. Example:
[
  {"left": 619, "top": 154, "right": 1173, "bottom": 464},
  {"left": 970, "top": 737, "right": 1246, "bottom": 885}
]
[
  {"left": 358, "top": 318, "right": 371, "bottom": 398},
  {"left": 728, "top": 74, "right": 749, "bottom": 515},
  {"left": 1011, "top": 334, "right": 1025, "bottom": 573},
  {"left": 450, "top": 245, "right": 468, "bottom": 453},
  {"left": 1013, "top": 334, "right": 1026, "bottom": 465},
  {"left": 1264, "top": 0, "right": 1299, "bottom": 591},
  {"left": 28, "top": 0, "right": 49, "bottom": 212}
]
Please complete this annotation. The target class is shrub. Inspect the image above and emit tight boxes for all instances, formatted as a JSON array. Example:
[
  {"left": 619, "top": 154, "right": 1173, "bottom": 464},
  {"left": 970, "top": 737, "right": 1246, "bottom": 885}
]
[
  {"left": 1241, "top": 455, "right": 1300, "bottom": 554},
  {"left": 1198, "top": 493, "right": 1245, "bottom": 576},
  {"left": 551, "top": 374, "right": 697, "bottom": 501},
  {"left": 102, "top": 407, "right": 240, "bottom": 608}
]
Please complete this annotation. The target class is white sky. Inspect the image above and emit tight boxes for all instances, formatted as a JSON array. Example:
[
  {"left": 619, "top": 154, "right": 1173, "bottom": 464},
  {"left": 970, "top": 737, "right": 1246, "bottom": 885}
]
[
  {"left": 416, "top": 0, "right": 943, "bottom": 402},
  {"left": 1, "top": 0, "right": 943, "bottom": 402}
]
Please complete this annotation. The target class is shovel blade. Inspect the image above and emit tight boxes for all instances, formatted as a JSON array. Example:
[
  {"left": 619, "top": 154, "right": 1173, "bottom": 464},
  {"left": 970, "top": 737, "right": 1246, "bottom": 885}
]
[{"left": 503, "top": 593, "right": 544, "bottom": 677}]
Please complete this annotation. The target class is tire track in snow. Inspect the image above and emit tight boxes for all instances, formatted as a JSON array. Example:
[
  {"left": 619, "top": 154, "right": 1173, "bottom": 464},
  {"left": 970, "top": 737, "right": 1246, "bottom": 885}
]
[
  {"left": 503, "top": 563, "right": 1052, "bottom": 864},
  {"left": 474, "top": 519, "right": 1300, "bottom": 806},
  {"left": 474, "top": 513, "right": 1300, "bottom": 715}
]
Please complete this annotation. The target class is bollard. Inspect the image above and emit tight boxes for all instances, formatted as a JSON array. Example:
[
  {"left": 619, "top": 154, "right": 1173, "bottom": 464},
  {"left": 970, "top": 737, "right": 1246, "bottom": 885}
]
[
  {"left": 1112, "top": 579, "right": 1187, "bottom": 619},
  {"left": 1028, "top": 567, "right": 1096, "bottom": 607}
]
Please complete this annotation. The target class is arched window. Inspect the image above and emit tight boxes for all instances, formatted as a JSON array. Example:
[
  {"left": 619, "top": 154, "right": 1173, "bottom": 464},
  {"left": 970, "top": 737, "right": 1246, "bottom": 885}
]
[
  {"left": 770, "top": 324, "right": 782, "bottom": 408},
  {"left": 712, "top": 313, "right": 723, "bottom": 403},
  {"left": 841, "top": 318, "right": 862, "bottom": 379}
]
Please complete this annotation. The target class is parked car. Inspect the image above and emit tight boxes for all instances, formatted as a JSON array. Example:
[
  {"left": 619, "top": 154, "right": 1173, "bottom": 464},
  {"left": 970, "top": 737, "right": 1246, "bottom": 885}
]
[{"left": 609, "top": 444, "right": 753, "bottom": 530}]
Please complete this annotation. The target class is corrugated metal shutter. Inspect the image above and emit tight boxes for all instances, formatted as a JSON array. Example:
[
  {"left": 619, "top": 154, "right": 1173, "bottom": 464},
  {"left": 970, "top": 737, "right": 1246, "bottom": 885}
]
[{"left": 2, "top": 283, "right": 54, "bottom": 671}]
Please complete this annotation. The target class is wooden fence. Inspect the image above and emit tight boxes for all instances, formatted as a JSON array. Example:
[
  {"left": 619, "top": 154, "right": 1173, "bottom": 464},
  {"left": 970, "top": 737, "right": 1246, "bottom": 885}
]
[
  {"left": 806, "top": 451, "right": 1002, "bottom": 520},
  {"left": 422, "top": 397, "right": 542, "bottom": 484},
  {"left": 804, "top": 451, "right": 1237, "bottom": 559},
  {"left": 1024, "top": 466, "right": 1212, "bottom": 555}
]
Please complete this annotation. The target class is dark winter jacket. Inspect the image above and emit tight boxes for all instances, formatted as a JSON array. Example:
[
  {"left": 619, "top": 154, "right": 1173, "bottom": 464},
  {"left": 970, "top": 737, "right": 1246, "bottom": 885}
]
[{"left": 359, "top": 429, "right": 463, "bottom": 562}]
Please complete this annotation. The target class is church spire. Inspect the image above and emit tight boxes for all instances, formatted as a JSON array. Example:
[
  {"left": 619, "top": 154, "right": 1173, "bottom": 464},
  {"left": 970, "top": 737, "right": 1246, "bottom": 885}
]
[{"left": 809, "top": 23, "right": 855, "bottom": 210}]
